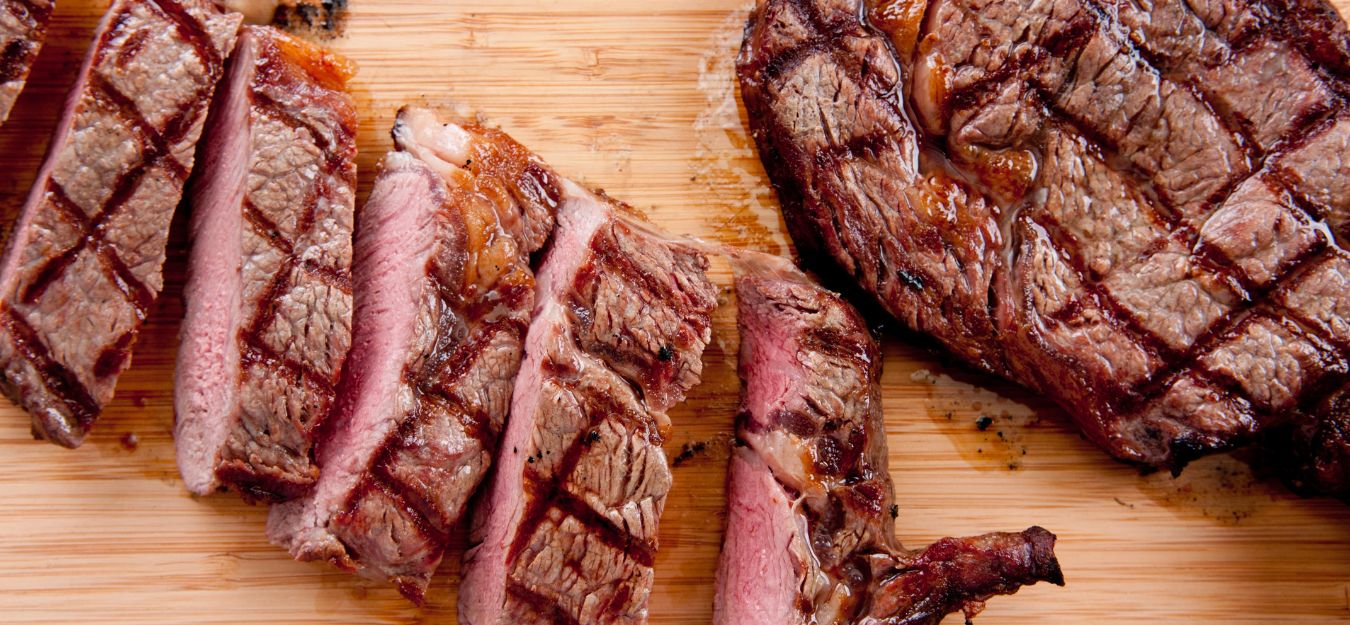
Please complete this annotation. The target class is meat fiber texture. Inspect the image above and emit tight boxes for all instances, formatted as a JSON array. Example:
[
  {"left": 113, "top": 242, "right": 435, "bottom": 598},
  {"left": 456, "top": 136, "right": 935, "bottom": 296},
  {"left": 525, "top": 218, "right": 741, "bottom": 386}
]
[
  {"left": 459, "top": 180, "right": 719, "bottom": 624},
  {"left": 267, "top": 106, "right": 557, "bottom": 603},
  {"left": 0, "top": 0, "right": 54, "bottom": 125},
  {"left": 0, "top": 0, "right": 241, "bottom": 447},
  {"left": 739, "top": 0, "right": 1350, "bottom": 498},
  {"left": 714, "top": 251, "right": 1062, "bottom": 625},
  {"left": 174, "top": 24, "right": 357, "bottom": 502}
]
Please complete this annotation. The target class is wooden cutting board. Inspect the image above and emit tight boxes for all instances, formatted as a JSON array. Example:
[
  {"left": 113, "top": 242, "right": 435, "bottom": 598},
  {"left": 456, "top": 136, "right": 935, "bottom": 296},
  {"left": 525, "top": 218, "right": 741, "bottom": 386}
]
[{"left": 1, "top": 1, "right": 1347, "bottom": 623}]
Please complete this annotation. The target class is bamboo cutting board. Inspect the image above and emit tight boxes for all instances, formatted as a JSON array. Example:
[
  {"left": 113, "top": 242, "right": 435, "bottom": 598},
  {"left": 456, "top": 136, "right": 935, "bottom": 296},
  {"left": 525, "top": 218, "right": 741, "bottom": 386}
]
[{"left": 0, "top": 1, "right": 1348, "bottom": 623}]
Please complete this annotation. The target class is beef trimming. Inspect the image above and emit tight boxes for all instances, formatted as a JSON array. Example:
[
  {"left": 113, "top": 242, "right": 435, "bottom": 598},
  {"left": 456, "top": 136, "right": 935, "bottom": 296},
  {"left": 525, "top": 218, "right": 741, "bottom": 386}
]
[
  {"left": 0, "top": 0, "right": 240, "bottom": 447},
  {"left": 738, "top": 0, "right": 1350, "bottom": 496}
]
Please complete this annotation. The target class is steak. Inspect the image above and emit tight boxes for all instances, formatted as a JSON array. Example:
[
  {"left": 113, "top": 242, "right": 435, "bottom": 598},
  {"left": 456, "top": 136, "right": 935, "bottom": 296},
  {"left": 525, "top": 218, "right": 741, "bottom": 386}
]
[
  {"left": 0, "top": 0, "right": 240, "bottom": 447},
  {"left": 0, "top": 0, "right": 53, "bottom": 125},
  {"left": 267, "top": 107, "right": 556, "bottom": 602},
  {"left": 715, "top": 252, "right": 1062, "bottom": 625},
  {"left": 459, "top": 169, "right": 718, "bottom": 623},
  {"left": 738, "top": 0, "right": 1350, "bottom": 496},
  {"left": 174, "top": 24, "right": 356, "bottom": 501}
]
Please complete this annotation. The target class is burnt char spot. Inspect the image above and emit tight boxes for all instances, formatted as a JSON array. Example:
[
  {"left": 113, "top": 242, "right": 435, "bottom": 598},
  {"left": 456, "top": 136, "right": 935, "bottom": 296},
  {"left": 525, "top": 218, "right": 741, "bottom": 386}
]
[
  {"left": 670, "top": 440, "right": 707, "bottom": 466},
  {"left": 896, "top": 269, "right": 924, "bottom": 291},
  {"left": 0, "top": 40, "right": 31, "bottom": 84},
  {"left": 273, "top": 0, "right": 350, "bottom": 37}
]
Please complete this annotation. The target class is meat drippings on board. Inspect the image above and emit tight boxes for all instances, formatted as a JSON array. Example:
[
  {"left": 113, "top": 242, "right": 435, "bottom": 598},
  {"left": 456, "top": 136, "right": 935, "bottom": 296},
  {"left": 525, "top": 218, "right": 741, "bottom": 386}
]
[
  {"left": 738, "top": 0, "right": 1350, "bottom": 497},
  {"left": 714, "top": 252, "right": 1062, "bottom": 625},
  {"left": 266, "top": 107, "right": 556, "bottom": 603},
  {"left": 173, "top": 24, "right": 357, "bottom": 502},
  {"left": 0, "top": 0, "right": 241, "bottom": 447}
]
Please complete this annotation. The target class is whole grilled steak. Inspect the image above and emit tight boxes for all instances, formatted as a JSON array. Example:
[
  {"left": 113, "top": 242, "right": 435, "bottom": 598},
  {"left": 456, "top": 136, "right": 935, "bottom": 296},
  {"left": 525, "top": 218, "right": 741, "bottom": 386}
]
[
  {"left": 714, "top": 252, "right": 1061, "bottom": 625},
  {"left": 0, "top": 0, "right": 53, "bottom": 124},
  {"left": 738, "top": 0, "right": 1350, "bottom": 495},
  {"left": 267, "top": 107, "right": 556, "bottom": 603},
  {"left": 174, "top": 24, "right": 356, "bottom": 501},
  {"left": 460, "top": 173, "right": 718, "bottom": 624},
  {"left": 0, "top": 0, "right": 240, "bottom": 447}
]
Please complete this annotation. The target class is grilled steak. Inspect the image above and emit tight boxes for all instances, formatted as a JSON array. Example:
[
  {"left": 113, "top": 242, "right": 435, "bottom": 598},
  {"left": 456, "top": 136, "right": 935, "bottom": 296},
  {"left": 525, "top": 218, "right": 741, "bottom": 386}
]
[
  {"left": 0, "top": 0, "right": 53, "bottom": 124},
  {"left": 174, "top": 24, "right": 356, "bottom": 501},
  {"left": 0, "top": 0, "right": 240, "bottom": 447},
  {"left": 715, "top": 252, "right": 1062, "bottom": 625},
  {"left": 267, "top": 107, "right": 556, "bottom": 602},
  {"left": 460, "top": 170, "right": 718, "bottom": 624},
  {"left": 739, "top": 0, "right": 1350, "bottom": 495}
]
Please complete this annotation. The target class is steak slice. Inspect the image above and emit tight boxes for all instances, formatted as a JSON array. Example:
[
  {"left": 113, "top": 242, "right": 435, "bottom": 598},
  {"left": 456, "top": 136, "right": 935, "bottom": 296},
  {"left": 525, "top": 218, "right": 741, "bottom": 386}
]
[
  {"left": 267, "top": 107, "right": 557, "bottom": 603},
  {"left": 460, "top": 172, "right": 718, "bottom": 624},
  {"left": 715, "top": 252, "right": 1062, "bottom": 625},
  {"left": 0, "top": 0, "right": 240, "bottom": 447},
  {"left": 739, "top": 0, "right": 1350, "bottom": 496},
  {"left": 0, "top": 0, "right": 53, "bottom": 125},
  {"left": 174, "top": 24, "right": 356, "bottom": 501}
]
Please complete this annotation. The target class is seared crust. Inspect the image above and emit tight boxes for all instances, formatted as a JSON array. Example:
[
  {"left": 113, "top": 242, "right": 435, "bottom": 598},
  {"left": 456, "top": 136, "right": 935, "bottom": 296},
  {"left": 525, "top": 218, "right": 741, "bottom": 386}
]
[{"left": 739, "top": 0, "right": 1350, "bottom": 496}]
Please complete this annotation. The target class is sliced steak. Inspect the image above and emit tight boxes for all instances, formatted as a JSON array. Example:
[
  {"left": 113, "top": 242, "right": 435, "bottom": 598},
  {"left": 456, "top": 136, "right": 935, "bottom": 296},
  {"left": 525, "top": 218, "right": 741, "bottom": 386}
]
[
  {"left": 267, "top": 107, "right": 557, "bottom": 603},
  {"left": 0, "top": 0, "right": 240, "bottom": 447},
  {"left": 715, "top": 252, "right": 1062, "bottom": 625},
  {"left": 174, "top": 24, "right": 356, "bottom": 501},
  {"left": 739, "top": 0, "right": 1350, "bottom": 496},
  {"left": 0, "top": 0, "right": 53, "bottom": 124},
  {"left": 460, "top": 172, "right": 718, "bottom": 624}
]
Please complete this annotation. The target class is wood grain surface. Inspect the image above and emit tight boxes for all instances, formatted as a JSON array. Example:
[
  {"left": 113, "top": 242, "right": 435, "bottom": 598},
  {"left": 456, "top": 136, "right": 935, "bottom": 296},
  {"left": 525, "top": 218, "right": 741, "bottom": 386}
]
[{"left": 0, "top": 1, "right": 1347, "bottom": 623}]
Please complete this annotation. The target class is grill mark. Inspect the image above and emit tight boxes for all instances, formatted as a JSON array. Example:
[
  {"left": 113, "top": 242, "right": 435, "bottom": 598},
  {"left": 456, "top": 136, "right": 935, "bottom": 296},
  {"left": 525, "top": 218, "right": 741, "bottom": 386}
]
[
  {"left": 146, "top": 0, "right": 222, "bottom": 72},
  {"left": 1028, "top": 214, "right": 1178, "bottom": 363},
  {"left": 0, "top": 305, "right": 99, "bottom": 428},
  {"left": 506, "top": 581, "right": 585, "bottom": 625},
  {"left": 213, "top": 459, "right": 314, "bottom": 503},
  {"left": 507, "top": 400, "right": 656, "bottom": 566},
  {"left": 510, "top": 461, "right": 660, "bottom": 571},
  {"left": 365, "top": 313, "right": 524, "bottom": 533},
  {"left": 238, "top": 339, "right": 336, "bottom": 399},
  {"left": 336, "top": 471, "right": 450, "bottom": 560},
  {"left": 370, "top": 393, "right": 459, "bottom": 532},
  {"left": 88, "top": 75, "right": 189, "bottom": 180},
  {"left": 1195, "top": 314, "right": 1345, "bottom": 415},
  {"left": 1122, "top": 246, "right": 1337, "bottom": 413},
  {"left": 250, "top": 89, "right": 338, "bottom": 155},
  {"left": 552, "top": 488, "right": 658, "bottom": 567},
  {"left": 112, "top": 28, "right": 152, "bottom": 68},
  {"left": 20, "top": 184, "right": 155, "bottom": 321},
  {"left": 89, "top": 236, "right": 156, "bottom": 317},
  {"left": 246, "top": 197, "right": 354, "bottom": 293}
]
